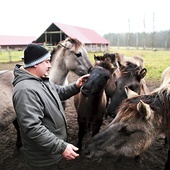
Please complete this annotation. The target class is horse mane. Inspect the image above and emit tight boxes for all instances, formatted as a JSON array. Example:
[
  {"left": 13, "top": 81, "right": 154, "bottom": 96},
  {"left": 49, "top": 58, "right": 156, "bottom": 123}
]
[
  {"left": 67, "top": 37, "right": 82, "bottom": 52},
  {"left": 120, "top": 62, "right": 140, "bottom": 78},
  {"left": 103, "top": 53, "right": 116, "bottom": 62},
  {"left": 50, "top": 37, "right": 82, "bottom": 62},
  {"left": 50, "top": 45, "right": 61, "bottom": 62},
  {"left": 97, "top": 61, "right": 112, "bottom": 71},
  {"left": 117, "top": 88, "right": 170, "bottom": 124}
]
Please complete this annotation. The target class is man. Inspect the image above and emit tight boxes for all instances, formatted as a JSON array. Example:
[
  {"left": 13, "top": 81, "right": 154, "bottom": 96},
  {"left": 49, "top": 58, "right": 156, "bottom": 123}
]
[{"left": 12, "top": 44, "right": 89, "bottom": 170}]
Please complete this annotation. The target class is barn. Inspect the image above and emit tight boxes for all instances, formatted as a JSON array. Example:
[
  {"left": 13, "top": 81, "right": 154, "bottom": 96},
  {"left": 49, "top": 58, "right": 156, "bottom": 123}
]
[
  {"left": 0, "top": 35, "right": 36, "bottom": 50},
  {"left": 34, "top": 22, "right": 109, "bottom": 52}
]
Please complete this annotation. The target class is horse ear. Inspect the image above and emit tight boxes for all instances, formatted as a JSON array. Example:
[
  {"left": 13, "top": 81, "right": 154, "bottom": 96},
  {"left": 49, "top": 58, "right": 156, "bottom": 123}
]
[
  {"left": 111, "top": 66, "right": 117, "bottom": 74},
  {"left": 117, "top": 61, "right": 125, "bottom": 71},
  {"left": 139, "top": 68, "right": 147, "bottom": 79},
  {"left": 125, "top": 86, "right": 138, "bottom": 98},
  {"left": 137, "top": 100, "right": 152, "bottom": 120}
]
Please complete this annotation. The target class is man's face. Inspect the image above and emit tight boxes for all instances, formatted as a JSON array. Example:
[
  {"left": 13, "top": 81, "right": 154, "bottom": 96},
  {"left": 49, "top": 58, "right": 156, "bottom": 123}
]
[{"left": 35, "top": 58, "right": 51, "bottom": 78}]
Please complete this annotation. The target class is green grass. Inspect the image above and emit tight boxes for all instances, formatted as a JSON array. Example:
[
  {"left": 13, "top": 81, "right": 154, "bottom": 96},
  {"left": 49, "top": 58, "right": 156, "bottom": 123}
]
[
  {"left": 1, "top": 48, "right": 170, "bottom": 81},
  {"left": 0, "top": 50, "right": 23, "bottom": 62}
]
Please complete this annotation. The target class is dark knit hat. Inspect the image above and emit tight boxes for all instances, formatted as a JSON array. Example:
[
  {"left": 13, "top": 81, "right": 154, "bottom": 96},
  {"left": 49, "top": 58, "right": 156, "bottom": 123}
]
[{"left": 24, "top": 44, "right": 51, "bottom": 68}]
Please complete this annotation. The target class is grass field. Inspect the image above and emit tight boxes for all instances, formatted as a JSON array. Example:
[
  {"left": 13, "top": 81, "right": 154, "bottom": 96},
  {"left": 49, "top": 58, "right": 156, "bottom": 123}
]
[{"left": 1, "top": 48, "right": 170, "bottom": 80}]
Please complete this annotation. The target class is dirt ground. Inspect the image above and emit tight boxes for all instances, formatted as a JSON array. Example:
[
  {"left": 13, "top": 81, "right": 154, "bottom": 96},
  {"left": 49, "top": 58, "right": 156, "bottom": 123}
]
[{"left": 0, "top": 63, "right": 168, "bottom": 170}]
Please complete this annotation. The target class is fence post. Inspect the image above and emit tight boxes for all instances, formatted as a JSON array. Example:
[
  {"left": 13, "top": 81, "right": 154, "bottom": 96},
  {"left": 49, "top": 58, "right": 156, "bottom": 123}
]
[{"left": 7, "top": 46, "right": 12, "bottom": 62}]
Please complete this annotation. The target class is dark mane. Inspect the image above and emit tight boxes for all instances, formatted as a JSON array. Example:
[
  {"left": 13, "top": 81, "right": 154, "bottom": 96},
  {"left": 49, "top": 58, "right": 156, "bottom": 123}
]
[
  {"left": 103, "top": 53, "right": 116, "bottom": 62},
  {"left": 120, "top": 62, "right": 140, "bottom": 78},
  {"left": 97, "top": 61, "right": 112, "bottom": 71},
  {"left": 117, "top": 89, "right": 170, "bottom": 124}
]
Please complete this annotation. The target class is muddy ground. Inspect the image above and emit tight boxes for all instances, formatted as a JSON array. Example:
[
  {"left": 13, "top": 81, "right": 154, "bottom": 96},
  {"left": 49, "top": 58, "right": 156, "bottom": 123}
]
[{"left": 0, "top": 63, "right": 168, "bottom": 170}]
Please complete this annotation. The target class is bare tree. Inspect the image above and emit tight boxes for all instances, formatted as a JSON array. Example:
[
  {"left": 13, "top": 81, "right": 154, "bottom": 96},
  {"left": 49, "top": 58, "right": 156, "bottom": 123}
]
[
  {"left": 117, "top": 33, "right": 120, "bottom": 49},
  {"left": 127, "top": 18, "right": 130, "bottom": 49},
  {"left": 165, "top": 30, "right": 170, "bottom": 50},
  {"left": 143, "top": 14, "right": 146, "bottom": 50},
  {"left": 136, "top": 32, "right": 138, "bottom": 49},
  {"left": 151, "top": 12, "right": 155, "bottom": 50}
]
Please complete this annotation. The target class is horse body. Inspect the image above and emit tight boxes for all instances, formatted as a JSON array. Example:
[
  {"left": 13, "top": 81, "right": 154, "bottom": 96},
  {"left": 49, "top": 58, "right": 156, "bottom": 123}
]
[
  {"left": 85, "top": 66, "right": 170, "bottom": 170},
  {"left": 74, "top": 61, "right": 114, "bottom": 150}
]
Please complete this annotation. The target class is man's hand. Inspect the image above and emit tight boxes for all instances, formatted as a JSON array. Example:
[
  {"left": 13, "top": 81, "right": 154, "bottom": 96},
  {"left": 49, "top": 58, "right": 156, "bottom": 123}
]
[
  {"left": 62, "top": 144, "right": 79, "bottom": 160},
  {"left": 76, "top": 74, "right": 90, "bottom": 88}
]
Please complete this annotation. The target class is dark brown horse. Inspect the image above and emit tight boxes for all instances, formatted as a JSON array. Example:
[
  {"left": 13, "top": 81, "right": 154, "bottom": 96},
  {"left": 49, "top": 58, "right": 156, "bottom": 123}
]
[
  {"left": 85, "top": 67, "right": 170, "bottom": 170},
  {"left": 74, "top": 61, "right": 114, "bottom": 150},
  {"left": 107, "top": 61, "right": 149, "bottom": 117}
]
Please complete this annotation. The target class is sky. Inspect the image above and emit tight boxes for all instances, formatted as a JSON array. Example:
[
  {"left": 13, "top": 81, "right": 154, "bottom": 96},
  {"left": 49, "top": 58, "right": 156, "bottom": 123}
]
[{"left": 0, "top": 0, "right": 169, "bottom": 38}]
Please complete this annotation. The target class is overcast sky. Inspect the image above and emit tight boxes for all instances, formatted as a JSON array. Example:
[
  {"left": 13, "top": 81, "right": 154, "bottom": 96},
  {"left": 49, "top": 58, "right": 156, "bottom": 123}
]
[{"left": 0, "top": 0, "right": 169, "bottom": 37}]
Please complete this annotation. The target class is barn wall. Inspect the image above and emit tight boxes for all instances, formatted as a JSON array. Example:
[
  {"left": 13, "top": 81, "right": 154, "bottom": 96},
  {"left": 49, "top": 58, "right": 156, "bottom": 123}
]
[{"left": 85, "top": 44, "right": 109, "bottom": 52}]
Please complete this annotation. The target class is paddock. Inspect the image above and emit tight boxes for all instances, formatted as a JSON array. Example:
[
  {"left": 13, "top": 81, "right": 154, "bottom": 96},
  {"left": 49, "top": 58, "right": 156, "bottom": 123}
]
[{"left": 0, "top": 70, "right": 168, "bottom": 170}]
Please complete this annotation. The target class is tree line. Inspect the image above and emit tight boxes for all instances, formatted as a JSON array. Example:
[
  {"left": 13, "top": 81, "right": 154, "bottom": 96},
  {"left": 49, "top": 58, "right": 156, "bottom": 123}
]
[{"left": 103, "top": 30, "right": 170, "bottom": 50}]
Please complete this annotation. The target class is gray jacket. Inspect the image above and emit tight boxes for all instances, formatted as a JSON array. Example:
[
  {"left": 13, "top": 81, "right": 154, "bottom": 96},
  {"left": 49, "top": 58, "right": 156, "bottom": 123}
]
[{"left": 12, "top": 64, "right": 80, "bottom": 168}]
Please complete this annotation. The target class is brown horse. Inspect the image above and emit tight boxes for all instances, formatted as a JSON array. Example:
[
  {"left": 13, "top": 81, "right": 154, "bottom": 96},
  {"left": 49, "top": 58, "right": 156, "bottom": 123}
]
[
  {"left": 74, "top": 61, "right": 115, "bottom": 150},
  {"left": 85, "top": 66, "right": 170, "bottom": 170},
  {"left": 107, "top": 61, "right": 149, "bottom": 117}
]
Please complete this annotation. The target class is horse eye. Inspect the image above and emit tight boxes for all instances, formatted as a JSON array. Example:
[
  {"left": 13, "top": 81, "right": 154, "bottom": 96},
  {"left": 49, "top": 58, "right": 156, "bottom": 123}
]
[
  {"left": 120, "top": 126, "right": 132, "bottom": 136},
  {"left": 105, "top": 75, "right": 109, "bottom": 80},
  {"left": 88, "top": 67, "right": 93, "bottom": 73},
  {"left": 75, "top": 52, "right": 82, "bottom": 57}
]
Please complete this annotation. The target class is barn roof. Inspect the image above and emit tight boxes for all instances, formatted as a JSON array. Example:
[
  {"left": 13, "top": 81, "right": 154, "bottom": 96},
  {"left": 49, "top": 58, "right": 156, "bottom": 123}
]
[
  {"left": 54, "top": 22, "right": 109, "bottom": 44},
  {"left": 35, "top": 22, "right": 109, "bottom": 45},
  {"left": 0, "top": 35, "right": 36, "bottom": 46}
]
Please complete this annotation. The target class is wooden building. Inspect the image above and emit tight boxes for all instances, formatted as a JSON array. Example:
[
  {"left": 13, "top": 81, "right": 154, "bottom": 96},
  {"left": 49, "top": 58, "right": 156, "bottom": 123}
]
[
  {"left": 0, "top": 35, "right": 36, "bottom": 50},
  {"left": 35, "top": 22, "right": 109, "bottom": 52}
]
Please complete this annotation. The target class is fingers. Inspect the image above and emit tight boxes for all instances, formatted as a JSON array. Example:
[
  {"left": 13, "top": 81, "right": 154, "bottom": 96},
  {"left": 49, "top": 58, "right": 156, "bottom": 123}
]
[
  {"left": 82, "top": 74, "right": 90, "bottom": 79},
  {"left": 62, "top": 144, "right": 80, "bottom": 161},
  {"left": 65, "top": 152, "right": 79, "bottom": 160}
]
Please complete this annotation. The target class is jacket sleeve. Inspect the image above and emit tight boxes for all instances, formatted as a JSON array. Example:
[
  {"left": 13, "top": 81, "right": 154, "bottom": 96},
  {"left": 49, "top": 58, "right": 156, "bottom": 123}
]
[
  {"left": 13, "top": 88, "right": 68, "bottom": 154},
  {"left": 52, "top": 82, "right": 80, "bottom": 101}
]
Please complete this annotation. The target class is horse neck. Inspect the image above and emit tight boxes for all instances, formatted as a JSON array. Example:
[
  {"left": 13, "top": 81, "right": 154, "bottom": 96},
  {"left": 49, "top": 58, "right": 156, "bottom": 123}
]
[{"left": 49, "top": 55, "right": 68, "bottom": 86}]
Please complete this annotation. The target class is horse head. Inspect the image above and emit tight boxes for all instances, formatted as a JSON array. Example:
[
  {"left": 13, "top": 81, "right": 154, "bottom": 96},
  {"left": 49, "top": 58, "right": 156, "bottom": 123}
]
[
  {"left": 50, "top": 37, "right": 92, "bottom": 85},
  {"left": 107, "top": 61, "right": 148, "bottom": 117},
  {"left": 81, "top": 61, "right": 114, "bottom": 96}
]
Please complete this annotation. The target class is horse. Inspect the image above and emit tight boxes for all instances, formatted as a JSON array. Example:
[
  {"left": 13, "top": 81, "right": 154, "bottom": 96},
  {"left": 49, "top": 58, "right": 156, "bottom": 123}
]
[
  {"left": 93, "top": 53, "right": 145, "bottom": 110},
  {"left": 1, "top": 37, "right": 93, "bottom": 149},
  {"left": 74, "top": 61, "right": 115, "bottom": 150},
  {"left": 0, "top": 70, "right": 15, "bottom": 132},
  {"left": 50, "top": 37, "right": 92, "bottom": 86},
  {"left": 107, "top": 61, "right": 149, "bottom": 118},
  {"left": 93, "top": 54, "right": 105, "bottom": 66},
  {"left": 84, "top": 66, "right": 170, "bottom": 170}
]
